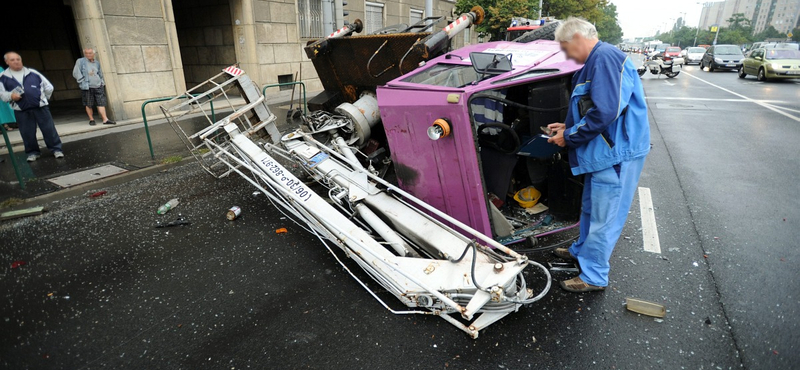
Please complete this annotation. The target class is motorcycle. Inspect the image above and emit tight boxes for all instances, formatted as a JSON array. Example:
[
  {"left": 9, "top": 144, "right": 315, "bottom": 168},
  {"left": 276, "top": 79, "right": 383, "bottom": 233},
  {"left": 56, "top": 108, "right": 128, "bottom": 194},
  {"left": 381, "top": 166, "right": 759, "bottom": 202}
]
[{"left": 637, "top": 52, "right": 684, "bottom": 78}]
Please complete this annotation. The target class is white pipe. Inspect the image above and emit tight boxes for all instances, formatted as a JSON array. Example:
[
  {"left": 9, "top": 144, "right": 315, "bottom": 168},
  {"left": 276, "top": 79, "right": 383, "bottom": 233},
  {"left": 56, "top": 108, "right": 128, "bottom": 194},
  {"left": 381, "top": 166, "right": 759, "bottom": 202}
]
[
  {"left": 425, "top": 0, "right": 433, "bottom": 24},
  {"left": 333, "top": 135, "right": 361, "bottom": 168},
  {"left": 354, "top": 203, "right": 413, "bottom": 256}
]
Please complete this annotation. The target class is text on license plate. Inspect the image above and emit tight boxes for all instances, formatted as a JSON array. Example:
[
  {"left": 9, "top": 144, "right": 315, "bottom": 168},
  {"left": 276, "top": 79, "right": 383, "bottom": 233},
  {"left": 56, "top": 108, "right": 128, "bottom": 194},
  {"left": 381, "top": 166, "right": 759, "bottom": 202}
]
[
  {"left": 726, "top": 64, "right": 735, "bottom": 67},
  {"left": 787, "top": 71, "right": 800, "bottom": 75}
]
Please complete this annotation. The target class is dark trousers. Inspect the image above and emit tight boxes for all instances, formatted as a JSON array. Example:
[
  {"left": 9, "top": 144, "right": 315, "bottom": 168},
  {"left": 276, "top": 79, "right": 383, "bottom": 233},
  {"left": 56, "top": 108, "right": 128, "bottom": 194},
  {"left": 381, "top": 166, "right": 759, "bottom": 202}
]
[{"left": 15, "top": 106, "right": 62, "bottom": 155}]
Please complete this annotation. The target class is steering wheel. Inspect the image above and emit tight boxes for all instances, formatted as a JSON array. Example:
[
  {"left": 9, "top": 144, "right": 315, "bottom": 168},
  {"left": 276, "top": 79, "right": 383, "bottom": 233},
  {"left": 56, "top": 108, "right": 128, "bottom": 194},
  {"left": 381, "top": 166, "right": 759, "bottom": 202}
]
[{"left": 477, "top": 122, "right": 521, "bottom": 155}]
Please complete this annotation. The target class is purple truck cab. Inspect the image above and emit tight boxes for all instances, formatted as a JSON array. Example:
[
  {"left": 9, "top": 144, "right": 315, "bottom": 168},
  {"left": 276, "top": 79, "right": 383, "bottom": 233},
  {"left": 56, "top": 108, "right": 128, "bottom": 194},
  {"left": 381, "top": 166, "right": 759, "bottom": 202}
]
[{"left": 377, "top": 40, "right": 584, "bottom": 238}]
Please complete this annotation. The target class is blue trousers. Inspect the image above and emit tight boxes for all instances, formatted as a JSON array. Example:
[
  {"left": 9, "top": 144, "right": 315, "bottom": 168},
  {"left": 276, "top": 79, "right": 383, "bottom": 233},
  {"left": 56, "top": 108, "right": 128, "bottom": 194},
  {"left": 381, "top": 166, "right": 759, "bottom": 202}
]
[
  {"left": 569, "top": 156, "right": 646, "bottom": 287},
  {"left": 15, "top": 106, "right": 62, "bottom": 155}
]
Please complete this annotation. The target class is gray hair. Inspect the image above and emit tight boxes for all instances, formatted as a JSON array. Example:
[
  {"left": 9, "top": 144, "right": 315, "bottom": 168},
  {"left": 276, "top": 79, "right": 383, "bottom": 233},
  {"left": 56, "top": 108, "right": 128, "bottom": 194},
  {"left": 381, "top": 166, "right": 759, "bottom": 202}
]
[
  {"left": 4, "top": 51, "right": 20, "bottom": 62},
  {"left": 554, "top": 17, "right": 598, "bottom": 42}
]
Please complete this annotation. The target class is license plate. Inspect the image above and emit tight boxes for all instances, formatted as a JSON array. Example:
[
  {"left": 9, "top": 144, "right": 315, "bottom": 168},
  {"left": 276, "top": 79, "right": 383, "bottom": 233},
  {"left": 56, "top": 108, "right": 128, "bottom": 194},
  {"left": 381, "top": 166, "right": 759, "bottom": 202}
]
[
  {"left": 726, "top": 64, "right": 735, "bottom": 67},
  {"left": 787, "top": 71, "right": 800, "bottom": 75}
]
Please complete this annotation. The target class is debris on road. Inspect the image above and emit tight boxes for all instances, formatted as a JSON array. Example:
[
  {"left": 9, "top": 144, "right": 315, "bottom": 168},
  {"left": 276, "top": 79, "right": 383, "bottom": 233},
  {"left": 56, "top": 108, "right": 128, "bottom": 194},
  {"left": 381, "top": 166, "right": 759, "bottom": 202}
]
[
  {"left": 1, "top": 206, "right": 44, "bottom": 221},
  {"left": 156, "top": 198, "right": 179, "bottom": 215},
  {"left": 10, "top": 260, "right": 26, "bottom": 269},
  {"left": 226, "top": 206, "right": 242, "bottom": 220},
  {"left": 155, "top": 217, "right": 191, "bottom": 228},
  {"left": 275, "top": 227, "right": 288, "bottom": 234},
  {"left": 90, "top": 190, "right": 107, "bottom": 198},
  {"left": 625, "top": 297, "right": 666, "bottom": 317}
]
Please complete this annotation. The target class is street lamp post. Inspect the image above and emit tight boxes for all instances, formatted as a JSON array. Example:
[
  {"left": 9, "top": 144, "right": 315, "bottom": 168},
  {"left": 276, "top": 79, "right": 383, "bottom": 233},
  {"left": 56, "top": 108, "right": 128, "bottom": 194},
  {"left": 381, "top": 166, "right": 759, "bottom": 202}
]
[{"left": 693, "top": 2, "right": 705, "bottom": 46}]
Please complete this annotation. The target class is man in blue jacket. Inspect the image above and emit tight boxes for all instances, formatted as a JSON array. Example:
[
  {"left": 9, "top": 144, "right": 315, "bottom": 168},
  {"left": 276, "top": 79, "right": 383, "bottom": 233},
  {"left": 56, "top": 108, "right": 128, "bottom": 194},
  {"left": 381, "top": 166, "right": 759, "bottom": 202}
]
[
  {"left": 0, "top": 52, "right": 64, "bottom": 162},
  {"left": 546, "top": 18, "right": 650, "bottom": 293}
]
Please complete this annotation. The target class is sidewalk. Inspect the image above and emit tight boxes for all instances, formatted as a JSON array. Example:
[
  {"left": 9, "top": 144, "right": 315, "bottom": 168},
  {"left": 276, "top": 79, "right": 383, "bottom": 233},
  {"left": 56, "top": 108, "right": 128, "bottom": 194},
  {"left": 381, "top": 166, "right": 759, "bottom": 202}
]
[{"left": 0, "top": 90, "right": 318, "bottom": 203}]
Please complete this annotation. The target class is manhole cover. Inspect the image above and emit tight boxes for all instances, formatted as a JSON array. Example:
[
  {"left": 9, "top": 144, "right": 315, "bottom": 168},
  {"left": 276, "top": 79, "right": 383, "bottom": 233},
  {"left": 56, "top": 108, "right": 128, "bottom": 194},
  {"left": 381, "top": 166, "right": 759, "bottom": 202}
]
[{"left": 47, "top": 165, "right": 128, "bottom": 188}]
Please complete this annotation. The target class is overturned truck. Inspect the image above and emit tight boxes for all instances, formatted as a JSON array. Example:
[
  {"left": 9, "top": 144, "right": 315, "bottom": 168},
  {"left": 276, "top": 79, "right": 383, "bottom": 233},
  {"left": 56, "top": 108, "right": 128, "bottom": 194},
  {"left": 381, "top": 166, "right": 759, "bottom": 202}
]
[{"left": 160, "top": 12, "right": 583, "bottom": 338}]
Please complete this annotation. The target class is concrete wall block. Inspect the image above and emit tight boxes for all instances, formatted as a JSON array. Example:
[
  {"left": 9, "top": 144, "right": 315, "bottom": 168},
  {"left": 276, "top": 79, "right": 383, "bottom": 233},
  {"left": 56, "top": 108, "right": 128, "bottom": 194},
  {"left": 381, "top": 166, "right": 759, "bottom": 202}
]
[
  {"left": 179, "top": 47, "right": 198, "bottom": 64},
  {"left": 143, "top": 45, "right": 172, "bottom": 71},
  {"left": 300, "top": 61, "right": 317, "bottom": 79},
  {"left": 216, "top": 46, "right": 237, "bottom": 64},
  {"left": 256, "top": 23, "right": 288, "bottom": 44},
  {"left": 17, "top": 51, "right": 44, "bottom": 71},
  {"left": 254, "top": 0, "right": 271, "bottom": 22},
  {"left": 112, "top": 46, "right": 146, "bottom": 73},
  {"left": 118, "top": 71, "right": 177, "bottom": 101},
  {"left": 47, "top": 70, "right": 67, "bottom": 91},
  {"left": 211, "top": 5, "right": 233, "bottom": 26},
  {"left": 196, "top": 46, "right": 215, "bottom": 64},
  {"left": 40, "top": 50, "right": 76, "bottom": 71},
  {"left": 286, "top": 23, "right": 298, "bottom": 42},
  {"left": 304, "top": 77, "right": 323, "bottom": 93},
  {"left": 269, "top": 2, "right": 296, "bottom": 24},
  {"left": 273, "top": 43, "right": 302, "bottom": 63},
  {"left": 106, "top": 16, "right": 168, "bottom": 45},
  {"left": 133, "top": 0, "right": 163, "bottom": 17},
  {"left": 102, "top": 0, "right": 135, "bottom": 16},
  {"left": 259, "top": 62, "right": 293, "bottom": 84},
  {"left": 257, "top": 45, "right": 276, "bottom": 64},
  {"left": 204, "top": 27, "right": 225, "bottom": 46}
]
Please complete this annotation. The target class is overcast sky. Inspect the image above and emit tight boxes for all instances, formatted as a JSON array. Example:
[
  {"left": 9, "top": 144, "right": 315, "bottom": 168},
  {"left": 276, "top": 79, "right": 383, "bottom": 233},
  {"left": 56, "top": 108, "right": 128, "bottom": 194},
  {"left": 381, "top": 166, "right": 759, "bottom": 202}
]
[{"left": 610, "top": 0, "right": 709, "bottom": 39}]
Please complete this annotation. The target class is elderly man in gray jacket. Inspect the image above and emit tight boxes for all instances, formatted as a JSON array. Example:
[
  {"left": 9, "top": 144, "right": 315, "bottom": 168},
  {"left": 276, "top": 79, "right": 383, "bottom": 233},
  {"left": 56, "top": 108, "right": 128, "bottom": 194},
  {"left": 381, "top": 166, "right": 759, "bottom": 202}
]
[{"left": 72, "top": 48, "right": 115, "bottom": 126}]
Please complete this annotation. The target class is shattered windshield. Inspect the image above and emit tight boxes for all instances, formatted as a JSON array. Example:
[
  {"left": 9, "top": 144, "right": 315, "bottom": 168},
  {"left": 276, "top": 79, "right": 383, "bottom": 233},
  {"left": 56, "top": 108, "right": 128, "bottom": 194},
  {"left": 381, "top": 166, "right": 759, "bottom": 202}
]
[{"left": 401, "top": 63, "right": 480, "bottom": 88}]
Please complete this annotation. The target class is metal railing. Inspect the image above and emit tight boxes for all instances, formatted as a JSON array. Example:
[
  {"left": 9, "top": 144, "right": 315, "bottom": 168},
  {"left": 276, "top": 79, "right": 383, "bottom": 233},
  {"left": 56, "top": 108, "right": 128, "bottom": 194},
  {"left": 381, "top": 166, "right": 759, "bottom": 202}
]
[
  {"left": 142, "top": 82, "right": 308, "bottom": 160},
  {"left": 1, "top": 125, "right": 24, "bottom": 189},
  {"left": 141, "top": 94, "right": 215, "bottom": 160},
  {"left": 262, "top": 82, "right": 308, "bottom": 115}
]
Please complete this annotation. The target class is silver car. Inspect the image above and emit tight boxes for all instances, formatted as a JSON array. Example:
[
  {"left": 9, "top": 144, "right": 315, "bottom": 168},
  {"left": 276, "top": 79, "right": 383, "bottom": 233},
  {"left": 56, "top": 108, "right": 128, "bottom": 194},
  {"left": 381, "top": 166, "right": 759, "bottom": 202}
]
[{"left": 684, "top": 47, "right": 706, "bottom": 65}]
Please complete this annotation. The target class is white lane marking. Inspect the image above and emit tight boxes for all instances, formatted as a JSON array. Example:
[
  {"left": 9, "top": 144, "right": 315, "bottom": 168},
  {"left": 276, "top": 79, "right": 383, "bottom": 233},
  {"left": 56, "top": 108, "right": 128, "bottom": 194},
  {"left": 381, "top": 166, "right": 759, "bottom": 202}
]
[
  {"left": 645, "top": 97, "right": 788, "bottom": 104},
  {"left": 763, "top": 103, "right": 800, "bottom": 114},
  {"left": 638, "top": 187, "right": 661, "bottom": 254},
  {"left": 682, "top": 71, "right": 800, "bottom": 123}
]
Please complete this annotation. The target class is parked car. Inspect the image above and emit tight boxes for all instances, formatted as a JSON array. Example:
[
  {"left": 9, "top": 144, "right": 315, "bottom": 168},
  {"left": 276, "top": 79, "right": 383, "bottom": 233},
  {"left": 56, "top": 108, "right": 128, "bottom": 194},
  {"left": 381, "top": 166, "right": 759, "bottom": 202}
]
[
  {"left": 684, "top": 47, "right": 707, "bottom": 65},
  {"left": 664, "top": 46, "right": 681, "bottom": 59},
  {"left": 701, "top": 44, "right": 745, "bottom": 71},
  {"left": 739, "top": 48, "right": 800, "bottom": 81}
]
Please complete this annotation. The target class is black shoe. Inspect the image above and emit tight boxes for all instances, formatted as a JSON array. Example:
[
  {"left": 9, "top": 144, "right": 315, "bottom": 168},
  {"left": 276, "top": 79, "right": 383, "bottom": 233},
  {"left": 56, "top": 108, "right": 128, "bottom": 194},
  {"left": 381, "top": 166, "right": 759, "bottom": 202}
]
[
  {"left": 89, "top": 120, "right": 96, "bottom": 126},
  {"left": 103, "top": 120, "right": 116, "bottom": 125}
]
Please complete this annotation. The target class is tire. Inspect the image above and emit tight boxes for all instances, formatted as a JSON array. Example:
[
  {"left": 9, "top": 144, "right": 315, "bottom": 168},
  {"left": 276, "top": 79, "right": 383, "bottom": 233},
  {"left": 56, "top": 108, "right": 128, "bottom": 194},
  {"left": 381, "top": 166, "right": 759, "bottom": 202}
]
[
  {"left": 699, "top": 61, "right": 705, "bottom": 71},
  {"left": 666, "top": 72, "right": 679, "bottom": 78},
  {"left": 513, "top": 21, "right": 561, "bottom": 43},
  {"left": 709, "top": 63, "right": 716, "bottom": 72},
  {"left": 637, "top": 68, "right": 646, "bottom": 77},
  {"left": 757, "top": 68, "right": 767, "bottom": 82},
  {"left": 738, "top": 66, "right": 746, "bottom": 79}
]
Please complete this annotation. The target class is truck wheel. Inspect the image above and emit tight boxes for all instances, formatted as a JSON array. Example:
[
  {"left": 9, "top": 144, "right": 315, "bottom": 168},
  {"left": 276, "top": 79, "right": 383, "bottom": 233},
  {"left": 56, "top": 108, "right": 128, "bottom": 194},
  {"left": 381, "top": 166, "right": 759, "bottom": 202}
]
[{"left": 513, "top": 21, "right": 561, "bottom": 43}]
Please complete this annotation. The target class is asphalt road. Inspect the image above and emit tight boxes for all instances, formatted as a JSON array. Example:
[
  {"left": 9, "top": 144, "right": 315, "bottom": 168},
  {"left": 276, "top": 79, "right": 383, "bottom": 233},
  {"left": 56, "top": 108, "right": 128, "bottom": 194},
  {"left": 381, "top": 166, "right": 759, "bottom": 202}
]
[{"left": 1, "top": 59, "right": 798, "bottom": 369}]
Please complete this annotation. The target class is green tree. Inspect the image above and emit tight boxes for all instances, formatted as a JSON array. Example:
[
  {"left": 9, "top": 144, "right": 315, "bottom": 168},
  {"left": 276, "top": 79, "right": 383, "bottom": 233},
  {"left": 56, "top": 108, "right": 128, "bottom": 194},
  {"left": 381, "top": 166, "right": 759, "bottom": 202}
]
[
  {"left": 754, "top": 25, "right": 784, "bottom": 41},
  {"left": 595, "top": 2, "right": 622, "bottom": 44},
  {"left": 726, "top": 13, "right": 752, "bottom": 31},
  {"left": 541, "top": 0, "right": 605, "bottom": 24},
  {"left": 455, "top": 0, "right": 540, "bottom": 41},
  {"left": 792, "top": 27, "right": 799, "bottom": 42}
]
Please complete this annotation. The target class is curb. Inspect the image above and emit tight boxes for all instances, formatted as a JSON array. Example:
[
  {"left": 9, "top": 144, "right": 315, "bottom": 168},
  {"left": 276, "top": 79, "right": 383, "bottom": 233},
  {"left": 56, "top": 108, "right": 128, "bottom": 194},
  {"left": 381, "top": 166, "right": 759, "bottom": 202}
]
[{"left": 3, "top": 157, "right": 195, "bottom": 212}]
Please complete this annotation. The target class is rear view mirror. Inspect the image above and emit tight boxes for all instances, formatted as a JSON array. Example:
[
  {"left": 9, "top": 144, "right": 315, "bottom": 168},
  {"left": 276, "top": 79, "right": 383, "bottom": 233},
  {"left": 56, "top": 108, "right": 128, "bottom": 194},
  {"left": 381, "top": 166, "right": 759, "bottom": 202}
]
[{"left": 470, "top": 52, "right": 513, "bottom": 76}]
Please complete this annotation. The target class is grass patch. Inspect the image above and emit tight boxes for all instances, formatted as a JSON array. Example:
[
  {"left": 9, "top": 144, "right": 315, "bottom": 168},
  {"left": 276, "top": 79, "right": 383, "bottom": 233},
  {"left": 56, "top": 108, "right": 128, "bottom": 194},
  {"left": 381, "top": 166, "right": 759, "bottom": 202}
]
[
  {"left": 161, "top": 156, "right": 183, "bottom": 165},
  {"left": 0, "top": 197, "right": 24, "bottom": 209},
  {"left": 196, "top": 148, "right": 211, "bottom": 155}
]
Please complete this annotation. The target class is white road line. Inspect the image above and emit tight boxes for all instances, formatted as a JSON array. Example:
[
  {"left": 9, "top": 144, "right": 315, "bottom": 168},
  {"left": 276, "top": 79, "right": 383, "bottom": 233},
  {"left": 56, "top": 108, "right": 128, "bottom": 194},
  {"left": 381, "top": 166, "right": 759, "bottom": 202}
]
[
  {"left": 645, "top": 96, "right": 788, "bottom": 104},
  {"left": 638, "top": 187, "right": 661, "bottom": 254},
  {"left": 681, "top": 71, "right": 800, "bottom": 123}
]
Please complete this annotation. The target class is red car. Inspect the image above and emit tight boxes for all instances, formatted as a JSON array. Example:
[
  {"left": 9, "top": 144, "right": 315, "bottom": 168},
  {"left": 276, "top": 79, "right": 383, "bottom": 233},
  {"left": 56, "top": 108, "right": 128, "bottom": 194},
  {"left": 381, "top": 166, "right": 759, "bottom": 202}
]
[{"left": 664, "top": 46, "right": 681, "bottom": 59}]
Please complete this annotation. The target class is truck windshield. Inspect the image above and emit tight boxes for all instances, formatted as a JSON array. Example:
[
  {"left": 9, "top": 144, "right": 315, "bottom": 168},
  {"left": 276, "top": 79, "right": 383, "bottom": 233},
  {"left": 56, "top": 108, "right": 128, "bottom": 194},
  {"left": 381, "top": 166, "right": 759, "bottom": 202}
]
[{"left": 401, "top": 63, "right": 480, "bottom": 88}]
